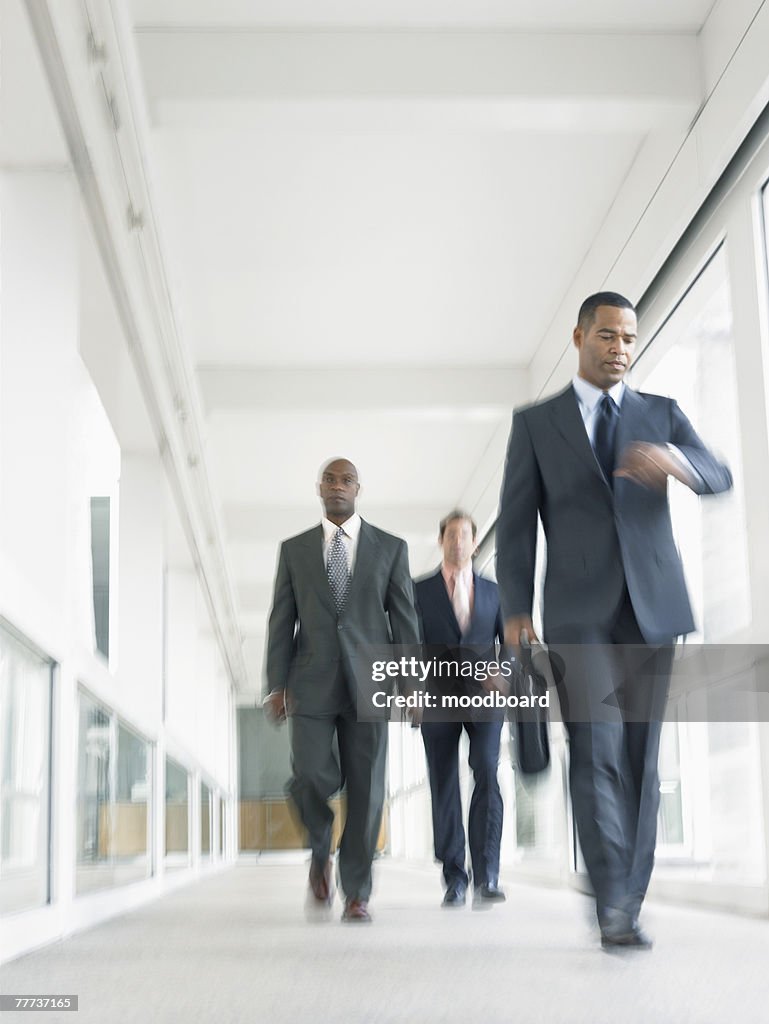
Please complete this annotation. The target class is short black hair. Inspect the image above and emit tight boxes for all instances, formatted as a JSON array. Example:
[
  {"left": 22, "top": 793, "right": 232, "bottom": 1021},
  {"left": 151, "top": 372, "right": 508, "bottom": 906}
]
[
  {"left": 577, "top": 291, "right": 635, "bottom": 332},
  {"left": 439, "top": 509, "right": 477, "bottom": 540}
]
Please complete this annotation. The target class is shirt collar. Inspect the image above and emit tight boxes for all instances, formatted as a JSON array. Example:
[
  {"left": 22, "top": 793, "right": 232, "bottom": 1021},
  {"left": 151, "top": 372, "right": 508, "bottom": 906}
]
[
  {"left": 321, "top": 512, "right": 361, "bottom": 543},
  {"left": 572, "top": 374, "right": 625, "bottom": 413},
  {"left": 441, "top": 562, "right": 473, "bottom": 587}
]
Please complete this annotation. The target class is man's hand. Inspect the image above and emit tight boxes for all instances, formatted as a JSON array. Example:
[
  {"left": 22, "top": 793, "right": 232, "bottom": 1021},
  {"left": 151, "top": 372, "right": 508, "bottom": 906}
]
[
  {"left": 503, "top": 615, "right": 538, "bottom": 656},
  {"left": 263, "top": 689, "right": 288, "bottom": 724},
  {"left": 400, "top": 686, "right": 424, "bottom": 728},
  {"left": 406, "top": 704, "right": 423, "bottom": 729},
  {"left": 615, "top": 442, "right": 695, "bottom": 491}
]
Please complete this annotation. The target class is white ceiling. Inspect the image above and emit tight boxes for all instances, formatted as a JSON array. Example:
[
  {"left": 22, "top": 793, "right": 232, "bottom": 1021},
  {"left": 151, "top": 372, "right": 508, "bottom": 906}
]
[
  {"left": 121, "top": 1, "right": 712, "bottom": 693},
  {"left": 0, "top": 0, "right": 68, "bottom": 165},
  {"left": 152, "top": 128, "right": 642, "bottom": 366}
]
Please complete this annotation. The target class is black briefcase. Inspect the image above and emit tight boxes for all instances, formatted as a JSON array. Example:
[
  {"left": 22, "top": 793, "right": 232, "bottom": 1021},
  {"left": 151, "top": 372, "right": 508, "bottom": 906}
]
[{"left": 510, "top": 634, "right": 551, "bottom": 775}]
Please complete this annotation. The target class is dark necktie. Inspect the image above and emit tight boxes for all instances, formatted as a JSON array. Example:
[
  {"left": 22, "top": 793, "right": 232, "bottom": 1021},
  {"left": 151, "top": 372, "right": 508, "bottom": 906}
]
[
  {"left": 327, "top": 527, "right": 351, "bottom": 612},
  {"left": 593, "top": 392, "right": 619, "bottom": 485}
]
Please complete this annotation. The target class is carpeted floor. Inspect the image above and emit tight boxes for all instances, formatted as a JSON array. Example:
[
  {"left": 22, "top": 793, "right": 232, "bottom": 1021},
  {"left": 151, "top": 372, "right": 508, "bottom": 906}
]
[{"left": 1, "top": 858, "right": 768, "bottom": 1023}]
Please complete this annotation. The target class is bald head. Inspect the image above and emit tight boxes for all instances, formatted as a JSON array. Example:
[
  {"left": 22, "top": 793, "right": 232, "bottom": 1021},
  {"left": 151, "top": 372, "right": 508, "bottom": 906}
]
[
  {"left": 318, "top": 457, "right": 358, "bottom": 482},
  {"left": 318, "top": 458, "right": 360, "bottom": 525}
]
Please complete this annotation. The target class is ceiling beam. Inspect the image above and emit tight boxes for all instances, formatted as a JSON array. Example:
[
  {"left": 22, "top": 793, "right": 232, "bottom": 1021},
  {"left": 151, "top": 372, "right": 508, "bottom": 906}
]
[
  {"left": 198, "top": 366, "right": 527, "bottom": 412},
  {"left": 135, "top": 30, "right": 700, "bottom": 111}
]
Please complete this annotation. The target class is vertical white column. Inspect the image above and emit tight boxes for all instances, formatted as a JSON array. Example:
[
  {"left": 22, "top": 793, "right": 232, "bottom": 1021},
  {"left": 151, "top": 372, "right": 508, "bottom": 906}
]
[
  {"left": 117, "top": 454, "right": 165, "bottom": 720},
  {"left": 0, "top": 169, "right": 81, "bottom": 951},
  {"left": 165, "top": 568, "right": 200, "bottom": 750},
  {"left": 0, "top": 171, "right": 78, "bottom": 627}
]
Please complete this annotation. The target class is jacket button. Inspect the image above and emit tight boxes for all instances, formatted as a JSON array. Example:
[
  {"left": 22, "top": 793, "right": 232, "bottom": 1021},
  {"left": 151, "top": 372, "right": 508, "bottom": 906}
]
[{"left": 337, "top": 623, "right": 343, "bottom": 631}]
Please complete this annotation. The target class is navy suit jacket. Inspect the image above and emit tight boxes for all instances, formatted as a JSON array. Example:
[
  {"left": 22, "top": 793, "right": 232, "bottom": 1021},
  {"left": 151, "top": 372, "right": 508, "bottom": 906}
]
[
  {"left": 413, "top": 569, "right": 505, "bottom": 711},
  {"left": 414, "top": 569, "right": 504, "bottom": 647},
  {"left": 496, "top": 384, "right": 733, "bottom": 643}
]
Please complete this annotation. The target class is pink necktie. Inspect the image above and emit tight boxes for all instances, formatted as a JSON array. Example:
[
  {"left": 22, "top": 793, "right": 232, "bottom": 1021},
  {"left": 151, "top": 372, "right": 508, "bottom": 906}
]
[{"left": 452, "top": 571, "right": 471, "bottom": 633}]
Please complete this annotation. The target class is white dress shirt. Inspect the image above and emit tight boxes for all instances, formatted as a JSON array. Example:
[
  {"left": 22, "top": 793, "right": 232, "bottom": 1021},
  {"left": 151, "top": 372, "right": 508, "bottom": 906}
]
[
  {"left": 321, "top": 513, "right": 362, "bottom": 573},
  {"left": 572, "top": 375, "right": 625, "bottom": 445},
  {"left": 441, "top": 562, "right": 474, "bottom": 632}
]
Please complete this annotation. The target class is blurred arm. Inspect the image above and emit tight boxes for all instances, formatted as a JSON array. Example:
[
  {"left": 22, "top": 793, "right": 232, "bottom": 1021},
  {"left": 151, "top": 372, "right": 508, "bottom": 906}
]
[
  {"left": 264, "top": 543, "right": 297, "bottom": 721},
  {"left": 616, "top": 401, "right": 733, "bottom": 494},
  {"left": 385, "top": 541, "right": 421, "bottom": 645},
  {"left": 496, "top": 410, "right": 542, "bottom": 651}
]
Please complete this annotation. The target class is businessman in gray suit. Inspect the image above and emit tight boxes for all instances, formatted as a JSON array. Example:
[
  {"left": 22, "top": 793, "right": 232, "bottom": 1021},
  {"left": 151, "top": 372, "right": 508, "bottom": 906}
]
[
  {"left": 264, "top": 458, "right": 420, "bottom": 923},
  {"left": 496, "top": 292, "right": 732, "bottom": 949}
]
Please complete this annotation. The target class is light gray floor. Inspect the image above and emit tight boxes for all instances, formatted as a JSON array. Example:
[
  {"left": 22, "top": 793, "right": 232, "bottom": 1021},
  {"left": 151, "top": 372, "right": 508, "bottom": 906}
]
[{"left": 2, "top": 858, "right": 768, "bottom": 1024}]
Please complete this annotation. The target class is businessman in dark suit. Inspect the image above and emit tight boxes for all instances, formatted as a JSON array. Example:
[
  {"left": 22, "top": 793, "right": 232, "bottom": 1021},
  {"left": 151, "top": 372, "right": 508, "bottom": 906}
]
[
  {"left": 496, "top": 292, "right": 732, "bottom": 949},
  {"left": 415, "top": 510, "right": 506, "bottom": 909},
  {"left": 264, "top": 458, "right": 420, "bottom": 923}
]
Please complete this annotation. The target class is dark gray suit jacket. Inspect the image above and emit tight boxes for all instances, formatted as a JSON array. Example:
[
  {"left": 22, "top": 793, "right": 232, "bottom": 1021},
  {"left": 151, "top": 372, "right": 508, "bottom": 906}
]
[
  {"left": 496, "top": 384, "right": 733, "bottom": 644},
  {"left": 266, "top": 519, "right": 420, "bottom": 715}
]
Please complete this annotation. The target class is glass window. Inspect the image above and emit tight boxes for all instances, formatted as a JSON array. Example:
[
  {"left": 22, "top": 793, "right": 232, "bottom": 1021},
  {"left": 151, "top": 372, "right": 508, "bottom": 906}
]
[
  {"left": 165, "top": 758, "right": 189, "bottom": 868},
  {"left": 0, "top": 624, "right": 52, "bottom": 915},
  {"left": 89, "top": 497, "right": 111, "bottom": 659},
  {"left": 655, "top": 717, "right": 765, "bottom": 883},
  {"left": 76, "top": 696, "right": 111, "bottom": 892},
  {"left": 657, "top": 719, "right": 685, "bottom": 850},
  {"left": 114, "top": 725, "right": 152, "bottom": 877},
  {"left": 637, "top": 247, "right": 764, "bottom": 885},
  {"left": 76, "top": 693, "right": 152, "bottom": 893},
  {"left": 635, "top": 245, "right": 750, "bottom": 641},
  {"left": 218, "top": 795, "right": 225, "bottom": 857},
  {"left": 699, "top": 721, "right": 765, "bottom": 881},
  {"left": 200, "top": 782, "right": 211, "bottom": 859},
  {"left": 511, "top": 731, "right": 566, "bottom": 862}
]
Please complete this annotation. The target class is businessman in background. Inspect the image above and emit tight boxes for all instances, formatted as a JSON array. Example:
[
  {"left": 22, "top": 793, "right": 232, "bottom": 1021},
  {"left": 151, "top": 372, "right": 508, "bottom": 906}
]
[
  {"left": 496, "top": 292, "right": 732, "bottom": 949},
  {"left": 264, "top": 458, "right": 420, "bottom": 923},
  {"left": 415, "top": 510, "right": 506, "bottom": 909}
]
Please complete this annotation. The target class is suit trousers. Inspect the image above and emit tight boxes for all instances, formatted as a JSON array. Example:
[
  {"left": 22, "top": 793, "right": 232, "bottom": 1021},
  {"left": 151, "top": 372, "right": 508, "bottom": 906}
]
[
  {"left": 287, "top": 700, "right": 387, "bottom": 902},
  {"left": 549, "top": 596, "right": 673, "bottom": 923},
  {"left": 421, "top": 719, "right": 504, "bottom": 888}
]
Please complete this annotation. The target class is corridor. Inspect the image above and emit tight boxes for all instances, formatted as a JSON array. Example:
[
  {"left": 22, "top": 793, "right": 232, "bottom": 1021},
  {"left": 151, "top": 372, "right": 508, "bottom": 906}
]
[{"left": 2, "top": 859, "right": 767, "bottom": 1024}]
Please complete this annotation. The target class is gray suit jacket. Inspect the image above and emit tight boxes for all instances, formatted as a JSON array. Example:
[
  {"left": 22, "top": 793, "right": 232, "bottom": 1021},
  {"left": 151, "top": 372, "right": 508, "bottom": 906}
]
[
  {"left": 496, "top": 384, "right": 732, "bottom": 644},
  {"left": 265, "top": 519, "right": 420, "bottom": 714}
]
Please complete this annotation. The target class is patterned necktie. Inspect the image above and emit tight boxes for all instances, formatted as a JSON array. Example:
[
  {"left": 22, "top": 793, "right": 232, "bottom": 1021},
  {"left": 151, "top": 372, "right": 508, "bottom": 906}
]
[
  {"left": 593, "top": 392, "right": 619, "bottom": 485},
  {"left": 452, "top": 570, "right": 471, "bottom": 634},
  {"left": 327, "top": 527, "right": 351, "bottom": 612}
]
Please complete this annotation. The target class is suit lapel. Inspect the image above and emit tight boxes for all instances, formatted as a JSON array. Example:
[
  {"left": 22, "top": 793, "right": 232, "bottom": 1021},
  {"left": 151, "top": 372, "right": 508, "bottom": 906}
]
[
  {"left": 299, "top": 525, "right": 337, "bottom": 615},
  {"left": 428, "top": 569, "right": 462, "bottom": 640},
  {"left": 549, "top": 385, "right": 606, "bottom": 486},
  {"left": 614, "top": 386, "right": 647, "bottom": 458},
  {"left": 345, "top": 519, "right": 380, "bottom": 606}
]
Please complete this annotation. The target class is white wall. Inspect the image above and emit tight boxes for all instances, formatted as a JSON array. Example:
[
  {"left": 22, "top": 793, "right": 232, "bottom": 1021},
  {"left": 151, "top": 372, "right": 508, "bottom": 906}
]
[
  {"left": 0, "top": 171, "right": 79, "bottom": 651},
  {"left": 0, "top": 169, "right": 236, "bottom": 963}
]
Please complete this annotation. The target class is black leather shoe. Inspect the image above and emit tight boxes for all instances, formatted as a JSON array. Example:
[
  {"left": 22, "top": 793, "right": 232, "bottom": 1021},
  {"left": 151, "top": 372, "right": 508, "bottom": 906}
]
[
  {"left": 341, "top": 898, "right": 372, "bottom": 923},
  {"left": 308, "top": 857, "right": 334, "bottom": 905},
  {"left": 442, "top": 881, "right": 467, "bottom": 907},
  {"left": 600, "top": 909, "right": 653, "bottom": 951},
  {"left": 475, "top": 882, "right": 506, "bottom": 904},
  {"left": 601, "top": 926, "right": 653, "bottom": 951}
]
